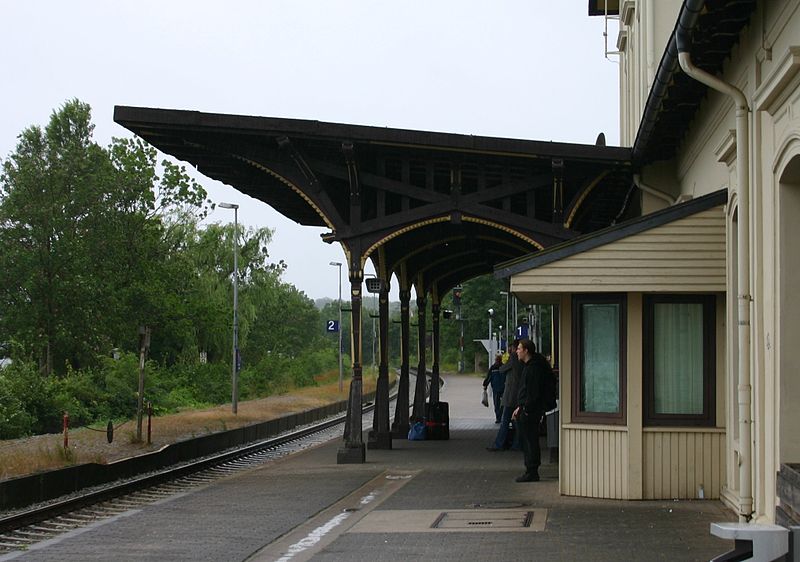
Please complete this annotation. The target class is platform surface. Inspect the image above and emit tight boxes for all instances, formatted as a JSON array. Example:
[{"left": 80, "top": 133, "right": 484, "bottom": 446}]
[{"left": 3, "top": 374, "right": 736, "bottom": 562}]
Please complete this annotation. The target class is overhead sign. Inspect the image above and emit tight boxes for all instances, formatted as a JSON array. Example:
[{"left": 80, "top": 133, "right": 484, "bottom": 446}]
[
  {"left": 515, "top": 325, "right": 529, "bottom": 339},
  {"left": 326, "top": 320, "right": 340, "bottom": 333},
  {"left": 365, "top": 278, "right": 383, "bottom": 293}
]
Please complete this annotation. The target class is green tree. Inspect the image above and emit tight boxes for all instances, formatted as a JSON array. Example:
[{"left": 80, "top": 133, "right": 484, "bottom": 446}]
[
  {"left": 0, "top": 100, "right": 210, "bottom": 374},
  {"left": 436, "top": 274, "right": 509, "bottom": 370},
  {"left": 0, "top": 100, "right": 341, "bottom": 438},
  {"left": 0, "top": 100, "right": 110, "bottom": 373}
]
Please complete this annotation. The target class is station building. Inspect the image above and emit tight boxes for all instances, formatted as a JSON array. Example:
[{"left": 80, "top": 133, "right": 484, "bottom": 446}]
[{"left": 498, "top": 0, "right": 800, "bottom": 525}]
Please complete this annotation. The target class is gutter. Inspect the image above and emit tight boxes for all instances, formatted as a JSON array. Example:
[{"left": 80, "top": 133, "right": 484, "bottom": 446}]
[
  {"left": 632, "top": 33, "right": 680, "bottom": 164},
  {"left": 676, "top": 0, "right": 753, "bottom": 522}
]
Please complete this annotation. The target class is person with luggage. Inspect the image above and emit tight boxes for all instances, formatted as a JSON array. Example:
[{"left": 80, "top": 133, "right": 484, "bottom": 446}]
[
  {"left": 486, "top": 339, "right": 522, "bottom": 451},
  {"left": 482, "top": 354, "right": 505, "bottom": 423}
]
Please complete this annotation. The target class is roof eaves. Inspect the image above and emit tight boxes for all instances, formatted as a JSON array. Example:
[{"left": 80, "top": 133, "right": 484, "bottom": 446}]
[
  {"left": 631, "top": 0, "right": 757, "bottom": 166},
  {"left": 114, "top": 105, "right": 632, "bottom": 165}
]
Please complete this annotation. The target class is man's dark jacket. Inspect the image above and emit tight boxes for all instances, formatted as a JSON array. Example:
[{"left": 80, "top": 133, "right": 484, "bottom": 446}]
[{"left": 516, "top": 352, "right": 549, "bottom": 414}]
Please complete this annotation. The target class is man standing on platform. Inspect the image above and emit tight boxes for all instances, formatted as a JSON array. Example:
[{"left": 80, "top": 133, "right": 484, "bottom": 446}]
[{"left": 512, "top": 338, "right": 547, "bottom": 482}]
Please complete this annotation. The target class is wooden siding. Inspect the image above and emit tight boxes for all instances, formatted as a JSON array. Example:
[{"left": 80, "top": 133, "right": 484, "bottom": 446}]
[
  {"left": 562, "top": 426, "right": 629, "bottom": 499},
  {"left": 562, "top": 425, "right": 727, "bottom": 500},
  {"left": 512, "top": 207, "right": 726, "bottom": 293},
  {"left": 642, "top": 429, "right": 726, "bottom": 499}
]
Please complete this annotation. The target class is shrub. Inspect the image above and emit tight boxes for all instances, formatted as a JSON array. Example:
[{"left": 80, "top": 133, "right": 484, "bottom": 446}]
[
  {"left": 0, "top": 378, "right": 34, "bottom": 438},
  {"left": 100, "top": 353, "right": 139, "bottom": 419},
  {"left": 0, "top": 361, "right": 64, "bottom": 435}
]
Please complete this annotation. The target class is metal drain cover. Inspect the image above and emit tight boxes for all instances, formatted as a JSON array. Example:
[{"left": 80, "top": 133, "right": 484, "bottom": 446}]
[
  {"left": 432, "top": 509, "right": 533, "bottom": 529},
  {"left": 347, "top": 508, "right": 547, "bottom": 533},
  {"left": 466, "top": 501, "right": 527, "bottom": 509}
]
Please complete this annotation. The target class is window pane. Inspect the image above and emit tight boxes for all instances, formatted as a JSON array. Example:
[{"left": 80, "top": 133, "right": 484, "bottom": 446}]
[
  {"left": 581, "top": 303, "right": 620, "bottom": 413},
  {"left": 653, "top": 303, "right": 704, "bottom": 414}
]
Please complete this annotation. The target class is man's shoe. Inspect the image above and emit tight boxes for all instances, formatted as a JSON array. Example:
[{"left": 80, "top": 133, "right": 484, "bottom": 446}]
[{"left": 515, "top": 472, "right": 540, "bottom": 482}]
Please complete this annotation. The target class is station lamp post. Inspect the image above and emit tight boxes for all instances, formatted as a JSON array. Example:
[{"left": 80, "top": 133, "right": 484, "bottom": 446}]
[
  {"left": 329, "top": 261, "right": 344, "bottom": 392},
  {"left": 487, "top": 308, "right": 494, "bottom": 365},
  {"left": 219, "top": 202, "right": 239, "bottom": 414},
  {"left": 500, "top": 290, "right": 509, "bottom": 349}
]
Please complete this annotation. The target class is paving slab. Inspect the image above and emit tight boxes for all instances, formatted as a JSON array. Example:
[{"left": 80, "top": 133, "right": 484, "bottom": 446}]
[{"left": 2, "top": 374, "right": 736, "bottom": 562}]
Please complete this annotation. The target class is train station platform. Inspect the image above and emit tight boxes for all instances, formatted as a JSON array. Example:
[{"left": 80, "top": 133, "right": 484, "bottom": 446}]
[{"left": 5, "top": 374, "right": 736, "bottom": 562}]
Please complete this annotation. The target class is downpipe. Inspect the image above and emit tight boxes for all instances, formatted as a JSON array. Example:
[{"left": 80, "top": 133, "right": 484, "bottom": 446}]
[
  {"left": 675, "top": 0, "right": 753, "bottom": 521},
  {"left": 677, "top": 48, "right": 753, "bottom": 522},
  {"left": 633, "top": 173, "right": 677, "bottom": 205}
]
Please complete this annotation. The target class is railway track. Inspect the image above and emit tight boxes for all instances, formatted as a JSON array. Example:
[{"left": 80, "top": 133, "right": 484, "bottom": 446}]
[{"left": 0, "top": 400, "right": 386, "bottom": 556}]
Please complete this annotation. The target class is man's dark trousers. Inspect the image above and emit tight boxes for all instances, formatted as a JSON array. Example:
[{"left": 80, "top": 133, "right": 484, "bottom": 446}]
[{"left": 519, "top": 409, "right": 542, "bottom": 475}]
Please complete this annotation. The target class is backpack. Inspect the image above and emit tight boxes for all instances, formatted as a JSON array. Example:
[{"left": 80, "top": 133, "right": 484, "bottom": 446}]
[{"left": 537, "top": 354, "right": 558, "bottom": 412}]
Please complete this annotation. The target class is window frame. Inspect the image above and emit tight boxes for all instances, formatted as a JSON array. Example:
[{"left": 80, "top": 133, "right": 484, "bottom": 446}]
[
  {"left": 643, "top": 294, "right": 716, "bottom": 427},
  {"left": 571, "top": 293, "right": 627, "bottom": 425}
]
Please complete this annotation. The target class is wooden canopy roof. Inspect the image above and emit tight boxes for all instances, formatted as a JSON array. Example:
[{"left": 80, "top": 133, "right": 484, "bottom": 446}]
[{"left": 114, "top": 106, "right": 633, "bottom": 296}]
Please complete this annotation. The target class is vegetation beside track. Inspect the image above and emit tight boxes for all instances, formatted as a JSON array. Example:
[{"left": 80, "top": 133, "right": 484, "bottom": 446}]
[{"left": 0, "top": 370, "right": 380, "bottom": 480}]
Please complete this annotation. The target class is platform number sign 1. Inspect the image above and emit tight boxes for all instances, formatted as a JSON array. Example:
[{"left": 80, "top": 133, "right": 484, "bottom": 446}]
[
  {"left": 515, "top": 325, "right": 529, "bottom": 339},
  {"left": 326, "top": 320, "right": 340, "bottom": 333}
]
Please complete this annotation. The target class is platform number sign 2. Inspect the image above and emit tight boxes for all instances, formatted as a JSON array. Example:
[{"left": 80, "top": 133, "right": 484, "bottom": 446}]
[{"left": 326, "top": 320, "right": 340, "bottom": 333}]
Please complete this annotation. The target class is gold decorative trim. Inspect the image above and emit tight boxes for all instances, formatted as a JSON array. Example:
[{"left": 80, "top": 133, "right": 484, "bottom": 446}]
[
  {"left": 361, "top": 216, "right": 451, "bottom": 268},
  {"left": 230, "top": 153, "right": 336, "bottom": 231},
  {"left": 366, "top": 215, "right": 542, "bottom": 269},
  {"left": 564, "top": 170, "right": 609, "bottom": 229},
  {"left": 461, "top": 217, "right": 544, "bottom": 250}
]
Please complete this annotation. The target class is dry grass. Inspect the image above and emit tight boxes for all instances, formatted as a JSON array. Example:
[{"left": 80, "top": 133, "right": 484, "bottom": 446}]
[{"left": 0, "top": 372, "right": 380, "bottom": 481}]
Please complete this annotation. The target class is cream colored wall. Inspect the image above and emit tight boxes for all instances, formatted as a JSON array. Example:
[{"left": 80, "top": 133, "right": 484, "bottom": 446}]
[
  {"left": 640, "top": 159, "right": 681, "bottom": 214},
  {"left": 562, "top": 426, "right": 630, "bottom": 499},
  {"left": 640, "top": 292, "right": 727, "bottom": 500},
  {"left": 560, "top": 292, "right": 636, "bottom": 500},
  {"left": 627, "top": 293, "right": 644, "bottom": 500},
  {"left": 557, "top": 291, "right": 727, "bottom": 501},
  {"left": 777, "top": 157, "right": 800, "bottom": 468},
  {"left": 643, "top": 429, "right": 726, "bottom": 499},
  {"left": 512, "top": 206, "right": 726, "bottom": 295},
  {"left": 631, "top": 0, "right": 800, "bottom": 523},
  {"left": 722, "top": 202, "right": 740, "bottom": 512},
  {"left": 754, "top": 1, "right": 800, "bottom": 523}
]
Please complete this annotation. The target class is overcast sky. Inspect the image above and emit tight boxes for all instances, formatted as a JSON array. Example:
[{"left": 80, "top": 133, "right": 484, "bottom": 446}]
[{"left": 1, "top": 1, "right": 620, "bottom": 301}]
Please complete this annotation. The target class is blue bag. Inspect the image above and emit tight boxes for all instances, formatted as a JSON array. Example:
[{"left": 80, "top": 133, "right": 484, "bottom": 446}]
[{"left": 408, "top": 421, "right": 426, "bottom": 441}]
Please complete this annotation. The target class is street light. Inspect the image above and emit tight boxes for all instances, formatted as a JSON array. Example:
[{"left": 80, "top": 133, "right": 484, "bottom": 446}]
[
  {"left": 219, "top": 202, "right": 239, "bottom": 414},
  {"left": 487, "top": 308, "right": 495, "bottom": 365},
  {"left": 500, "top": 290, "right": 510, "bottom": 348},
  {"left": 329, "top": 261, "right": 344, "bottom": 392}
]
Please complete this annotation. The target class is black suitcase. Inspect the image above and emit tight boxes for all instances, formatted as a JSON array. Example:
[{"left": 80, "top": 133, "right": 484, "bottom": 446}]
[
  {"left": 504, "top": 424, "right": 516, "bottom": 449},
  {"left": 424, "top": 401, "right": 450, "bottom": 440}
]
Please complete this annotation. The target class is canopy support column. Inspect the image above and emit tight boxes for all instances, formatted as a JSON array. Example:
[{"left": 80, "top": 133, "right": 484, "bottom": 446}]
[
  {"left": 368, "top": 278, "right": 392, "bottom": 449},
  {"left": 392, "top": 287, "right": 411, "bottom": 437},
  {"left": 411, "top": 290, "right": 428, "bottom": 421},
  {"left": 338, "top": 267, "right": 366, "bottom": 464},
  {"left": 430, "top": 301, "right": 441, "bottom": 404}
]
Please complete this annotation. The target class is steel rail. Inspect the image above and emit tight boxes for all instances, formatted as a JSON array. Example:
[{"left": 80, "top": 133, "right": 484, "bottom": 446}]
[
  {"left": 0, "top": 398, "right": 383, "bottom": 536},
  {"left": 0, "top": 369, "right": 432, "bottom": 549}
]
